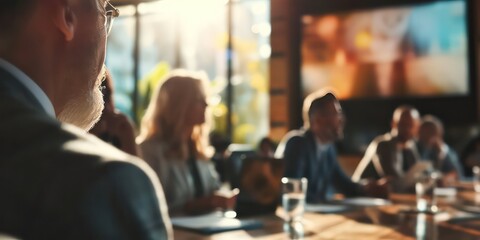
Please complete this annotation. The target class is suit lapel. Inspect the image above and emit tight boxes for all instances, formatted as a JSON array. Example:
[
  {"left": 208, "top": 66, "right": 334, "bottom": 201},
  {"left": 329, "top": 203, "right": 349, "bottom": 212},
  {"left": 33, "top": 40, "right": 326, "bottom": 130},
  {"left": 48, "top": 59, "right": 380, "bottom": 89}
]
[
  {"left": 305, "top": 131, "right": 318, "bottom": 178},
  {"left": 305, "top": 131, "right": 327, "bottom": 201}
]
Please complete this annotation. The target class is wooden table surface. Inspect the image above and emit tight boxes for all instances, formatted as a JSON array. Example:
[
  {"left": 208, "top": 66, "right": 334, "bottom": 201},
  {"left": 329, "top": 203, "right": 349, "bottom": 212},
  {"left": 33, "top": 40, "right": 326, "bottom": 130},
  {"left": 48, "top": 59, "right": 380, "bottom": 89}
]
[{"left": 174, "top": 191, "right": 480, "bottom": 239}]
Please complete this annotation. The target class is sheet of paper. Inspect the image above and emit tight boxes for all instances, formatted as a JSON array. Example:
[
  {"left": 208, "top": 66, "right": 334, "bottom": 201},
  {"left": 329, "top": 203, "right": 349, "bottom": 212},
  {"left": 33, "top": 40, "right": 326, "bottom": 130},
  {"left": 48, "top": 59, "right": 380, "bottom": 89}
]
[
  {"left": 434, "top": 187, "right": 457, "bottom": 196},
  {"left": 171, "top": 212, "right": 262, "bottom": 234},
  {"left": 340, "top": 197, "right": 392, "bottom": 207},
  {"left": 172, "top": 212, "right": 242, "bottom": 229},
  {"left": 305, "top": 203, "right": 350, "bottom": 213},
  {"left": 317, "top": 219, "right": 396, "bottom": 239}
]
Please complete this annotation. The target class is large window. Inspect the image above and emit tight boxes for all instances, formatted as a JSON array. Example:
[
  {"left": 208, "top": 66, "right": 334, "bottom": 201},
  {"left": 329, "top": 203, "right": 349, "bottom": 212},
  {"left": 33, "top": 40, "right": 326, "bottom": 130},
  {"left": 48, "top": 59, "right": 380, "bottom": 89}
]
[{"left": 106, "top": 0, "right": 270, "bottom": 146}]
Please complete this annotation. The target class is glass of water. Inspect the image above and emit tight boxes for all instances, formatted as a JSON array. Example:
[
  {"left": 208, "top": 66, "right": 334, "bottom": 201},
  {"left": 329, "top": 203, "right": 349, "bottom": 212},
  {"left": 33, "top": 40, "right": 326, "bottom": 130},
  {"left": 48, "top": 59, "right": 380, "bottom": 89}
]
[
  {"left": 473, "top": 166, "right": 480, "bottom": 193},
  {"left": 415, "top": 170, "right": 439, "bottom": 213},
  {"left": 281, "top": 177, "right": 308, "bottom": 239}
]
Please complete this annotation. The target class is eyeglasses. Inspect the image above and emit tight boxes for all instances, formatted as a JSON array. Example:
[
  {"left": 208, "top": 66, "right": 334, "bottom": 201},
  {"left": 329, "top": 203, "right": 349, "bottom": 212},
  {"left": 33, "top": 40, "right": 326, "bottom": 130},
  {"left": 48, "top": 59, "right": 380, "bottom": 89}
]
[{"left": 105, "top": 1, "right": 119, "bottom": 36}]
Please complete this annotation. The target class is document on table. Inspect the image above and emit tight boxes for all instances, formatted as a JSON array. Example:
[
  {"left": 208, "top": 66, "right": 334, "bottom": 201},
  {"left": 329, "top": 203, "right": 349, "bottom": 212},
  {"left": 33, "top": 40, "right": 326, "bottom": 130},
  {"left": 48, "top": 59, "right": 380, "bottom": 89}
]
[
  {"left": 305, "top": 203, "right": 352, "bottom": 213},
  {"left": 171, "top": 212, "right": 263, "bottom": 234},
  {"left": 339, "top": 197, "right": 392, "bottom": 207}
]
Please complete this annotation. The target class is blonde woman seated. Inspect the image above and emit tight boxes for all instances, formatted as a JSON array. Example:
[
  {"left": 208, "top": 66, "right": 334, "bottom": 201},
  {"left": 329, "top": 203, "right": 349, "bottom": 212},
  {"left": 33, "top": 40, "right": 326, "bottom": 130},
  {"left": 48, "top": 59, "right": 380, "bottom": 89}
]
[{"left": 137, "top": 70, "right": 235, "bottom": 216}]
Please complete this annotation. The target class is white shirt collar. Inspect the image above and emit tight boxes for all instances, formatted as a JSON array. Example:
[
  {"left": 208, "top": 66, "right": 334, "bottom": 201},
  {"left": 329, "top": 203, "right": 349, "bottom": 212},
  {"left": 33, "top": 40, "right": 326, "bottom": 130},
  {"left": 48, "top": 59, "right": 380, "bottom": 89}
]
[
  {"left": 396, "top": 139, "right": 416, "bottom": 150},
  {"left": 315, "top": 137, "right": 331, "bottom": 160},
  {"left": 0, "top": 58, "right": 55, "bottom": 117}
]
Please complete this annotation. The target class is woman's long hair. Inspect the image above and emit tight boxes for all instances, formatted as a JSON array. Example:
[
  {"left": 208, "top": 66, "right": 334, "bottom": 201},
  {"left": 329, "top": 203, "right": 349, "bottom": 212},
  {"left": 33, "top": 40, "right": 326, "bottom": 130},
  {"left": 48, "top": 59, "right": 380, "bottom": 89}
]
[{"left": 137, "top": 69, "right": 212, "bottom": 160}]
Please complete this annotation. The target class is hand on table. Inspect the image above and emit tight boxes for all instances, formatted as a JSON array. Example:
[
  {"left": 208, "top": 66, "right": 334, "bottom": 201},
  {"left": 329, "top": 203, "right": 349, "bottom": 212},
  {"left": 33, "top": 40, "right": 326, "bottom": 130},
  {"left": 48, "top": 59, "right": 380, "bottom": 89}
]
[
  {"left": 212, "top": 188, "right": 239, "bottom": 210},
  {"left": 363, "top": 178, "right": 390, "bottom": 199}
]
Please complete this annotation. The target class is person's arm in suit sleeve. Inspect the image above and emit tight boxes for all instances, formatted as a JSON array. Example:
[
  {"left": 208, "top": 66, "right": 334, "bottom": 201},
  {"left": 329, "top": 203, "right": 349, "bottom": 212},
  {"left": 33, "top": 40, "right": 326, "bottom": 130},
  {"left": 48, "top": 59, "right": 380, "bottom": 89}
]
[
  {"left": 138, "top": 142, "right": 170, "bottom": 197},
  {"left": 377, "top": 142, "right": 416, "bottom": 192},
  {"left": 81, "top": 161, "right": 173, "bottom": 240},
  {"left": 330, "top": 149, "right": 364, "bottom": 197},
  {"left": 443, "top": 150, "right": 464, "bottom": 177},
  {"left": 375, "top": 141, "right": 401, "bottom": 178},
  {"left": 352, "top": 140, "right": 380, "bottom": 181},
  {"left": 276, "top": 135, "right": 305, "bottom": 178},
  {"left": 438, "top": 147, "right": 464, "bottom": 184},
  {"left": 138, "top": 141, "right": 179, "bottom": 211}
]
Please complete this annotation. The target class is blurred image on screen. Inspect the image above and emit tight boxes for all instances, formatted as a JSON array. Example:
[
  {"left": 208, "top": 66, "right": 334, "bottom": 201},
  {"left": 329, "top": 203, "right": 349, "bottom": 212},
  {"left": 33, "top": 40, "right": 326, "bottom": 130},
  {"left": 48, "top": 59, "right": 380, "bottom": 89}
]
[{"left": 301, "top": 0, "right": 468, "bottom": 99}]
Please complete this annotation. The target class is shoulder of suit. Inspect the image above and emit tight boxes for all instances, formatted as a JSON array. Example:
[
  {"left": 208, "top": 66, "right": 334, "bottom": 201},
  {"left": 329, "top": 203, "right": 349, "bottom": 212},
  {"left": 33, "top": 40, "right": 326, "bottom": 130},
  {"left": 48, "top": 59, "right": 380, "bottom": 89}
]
[
  {"left": 274, "top": 129, "right": 309, "bottom": 159},
  {"left": 282, "top": 129, "right": 308, "bottom": 142},
  {"left": 138, "top": 137, "right": 164, "bottom": 147},
  {"left": 138, "top": 138, "right": 168, "bottom": 154},
  {"left": 373, "top": 133, "right": 395, "bottom": 145},
  {"left": 60, "top": 123, "right": 141, "bottom": 164},
  {"left": 0, "top": 91, "right": 153, "bottom": 180}
]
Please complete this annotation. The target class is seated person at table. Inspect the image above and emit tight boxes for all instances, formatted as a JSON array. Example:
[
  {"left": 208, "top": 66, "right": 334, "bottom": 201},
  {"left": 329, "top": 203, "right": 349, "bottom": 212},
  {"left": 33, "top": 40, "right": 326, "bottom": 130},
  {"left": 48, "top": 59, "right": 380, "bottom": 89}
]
[
  {"left": 460, "top": 134, "right": 480, "bottom": 178},
  {"left": 417, "top": 115, "right": 463, "bottom": 184},
  {"left": 90, "top": 70, "right": 138, "bottom": 156},
  {"left": 138, "top": 70, "right": 235, "bottom": 216},
  {"left": 209, "top": 131, "right": 232, "bottom": 183},
  {"left": 257, "top": 136, "right": 277, "bottom": 158},
  {"left": 0, "top": 1, "right": 171, "bottom": 238},
  {"left": 352, "top": 106, "right": 422, "bottom": 192},
  {"left": 275, "top": 89, "right": 385, "bottom": 203}
]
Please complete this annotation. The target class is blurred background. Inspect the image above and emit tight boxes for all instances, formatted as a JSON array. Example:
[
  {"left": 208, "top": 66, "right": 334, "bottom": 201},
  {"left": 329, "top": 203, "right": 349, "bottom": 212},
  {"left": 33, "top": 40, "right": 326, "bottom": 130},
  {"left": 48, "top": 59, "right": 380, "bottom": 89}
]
[{"left": 107, "top": 0, "right": 480, "bottom": 171}]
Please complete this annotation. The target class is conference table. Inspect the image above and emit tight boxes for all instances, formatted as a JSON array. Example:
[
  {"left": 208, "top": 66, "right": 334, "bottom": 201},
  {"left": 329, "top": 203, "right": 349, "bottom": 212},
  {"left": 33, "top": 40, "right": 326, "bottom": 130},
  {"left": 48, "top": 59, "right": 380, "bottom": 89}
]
[{"left": 173, "top": 185, "right": 480, "bottom": 239}]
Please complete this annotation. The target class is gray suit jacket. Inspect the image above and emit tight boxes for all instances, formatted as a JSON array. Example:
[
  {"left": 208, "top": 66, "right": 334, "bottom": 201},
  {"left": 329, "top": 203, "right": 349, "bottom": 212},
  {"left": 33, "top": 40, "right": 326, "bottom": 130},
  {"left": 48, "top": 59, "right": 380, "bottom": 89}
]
[
  {"left": 139, "top": 139, "right": 220, "bottom": 215},
  {"left": 0, "top": 67, "right": 172, "bottom": 239}
]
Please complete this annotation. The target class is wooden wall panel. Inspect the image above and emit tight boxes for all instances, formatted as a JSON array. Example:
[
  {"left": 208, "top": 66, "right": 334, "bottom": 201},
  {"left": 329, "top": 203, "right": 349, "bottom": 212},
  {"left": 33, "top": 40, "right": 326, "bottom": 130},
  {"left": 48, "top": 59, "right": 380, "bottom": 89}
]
[{"left": 269, "top": 0, "right": 294, "bottom": 142}]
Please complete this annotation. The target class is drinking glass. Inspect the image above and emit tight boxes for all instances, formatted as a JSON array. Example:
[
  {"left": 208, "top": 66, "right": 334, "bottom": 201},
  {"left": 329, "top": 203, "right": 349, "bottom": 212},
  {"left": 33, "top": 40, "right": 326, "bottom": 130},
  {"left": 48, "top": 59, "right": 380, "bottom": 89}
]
[
  {"left": 415, "top": 170, "right": 439, "bottom": 213},
  {"left": 473, "top": 166, "right": 480, "bottom": 193},
  {"left": 281, "top": 177, "right": 307, "bottom": 239},
  {"left": 214, "top": 185, "right": 239, "bottom": 218}
]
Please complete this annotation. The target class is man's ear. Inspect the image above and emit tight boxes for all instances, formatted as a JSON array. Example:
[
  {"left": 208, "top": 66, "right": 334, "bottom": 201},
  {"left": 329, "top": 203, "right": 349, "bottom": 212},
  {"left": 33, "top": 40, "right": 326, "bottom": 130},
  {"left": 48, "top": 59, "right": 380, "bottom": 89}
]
[{"left": 52, "top": 1, "right": 75, "bottom": 41}]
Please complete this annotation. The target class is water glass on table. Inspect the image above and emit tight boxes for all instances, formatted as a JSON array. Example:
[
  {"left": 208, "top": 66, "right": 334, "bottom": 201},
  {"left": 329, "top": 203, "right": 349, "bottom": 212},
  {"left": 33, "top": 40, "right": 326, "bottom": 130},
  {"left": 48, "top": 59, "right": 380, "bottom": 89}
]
[
  {"left": 281, "top": 177, "right": 308, "bottom": 239},
  {"left": 214, "top": 186, "right": 240, "bottom": 218},
  {"left": 415, "top": 170, "right": 439, "bottom": 213},
  {"left": 473, "top": 166, "right": 480, "bottom": 193}
]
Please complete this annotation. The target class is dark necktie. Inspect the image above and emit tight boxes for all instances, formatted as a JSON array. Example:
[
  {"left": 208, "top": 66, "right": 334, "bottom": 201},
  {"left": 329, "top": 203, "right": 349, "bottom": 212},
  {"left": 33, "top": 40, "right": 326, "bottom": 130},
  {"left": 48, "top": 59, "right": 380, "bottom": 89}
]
[{"left": 402, "top": 148, "right": 414, "bottom": 172}]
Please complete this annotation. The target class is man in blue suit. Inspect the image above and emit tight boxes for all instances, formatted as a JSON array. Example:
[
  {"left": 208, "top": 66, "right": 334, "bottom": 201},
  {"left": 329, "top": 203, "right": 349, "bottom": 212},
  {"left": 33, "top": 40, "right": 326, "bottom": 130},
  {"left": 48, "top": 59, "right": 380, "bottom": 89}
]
[
  {"left": 0, "top": 1, "right": 171, "bottom": 239},
  {"left": 275, "top": 89, "right": 382, "bottom": 203}
]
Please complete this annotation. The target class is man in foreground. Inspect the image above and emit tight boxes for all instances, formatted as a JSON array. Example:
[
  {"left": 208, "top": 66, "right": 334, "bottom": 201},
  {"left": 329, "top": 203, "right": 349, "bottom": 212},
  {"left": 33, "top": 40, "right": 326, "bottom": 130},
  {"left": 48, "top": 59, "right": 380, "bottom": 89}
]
[{"left": 0, "top": 0, "right": 171, "bottom": 239}]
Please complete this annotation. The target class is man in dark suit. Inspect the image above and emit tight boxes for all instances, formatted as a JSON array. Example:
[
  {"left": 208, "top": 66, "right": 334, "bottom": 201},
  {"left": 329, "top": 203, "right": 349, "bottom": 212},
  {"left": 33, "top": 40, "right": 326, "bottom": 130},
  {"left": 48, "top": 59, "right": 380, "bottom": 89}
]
[
  {"left": 352, "top": 105, "right": 422, "bottom": 192},
  {"left": 0, "top": 1, "right": 171, "bottom": 239},
  {"left": 275, "top": 89, "right": 382, "bottom": 203}
]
